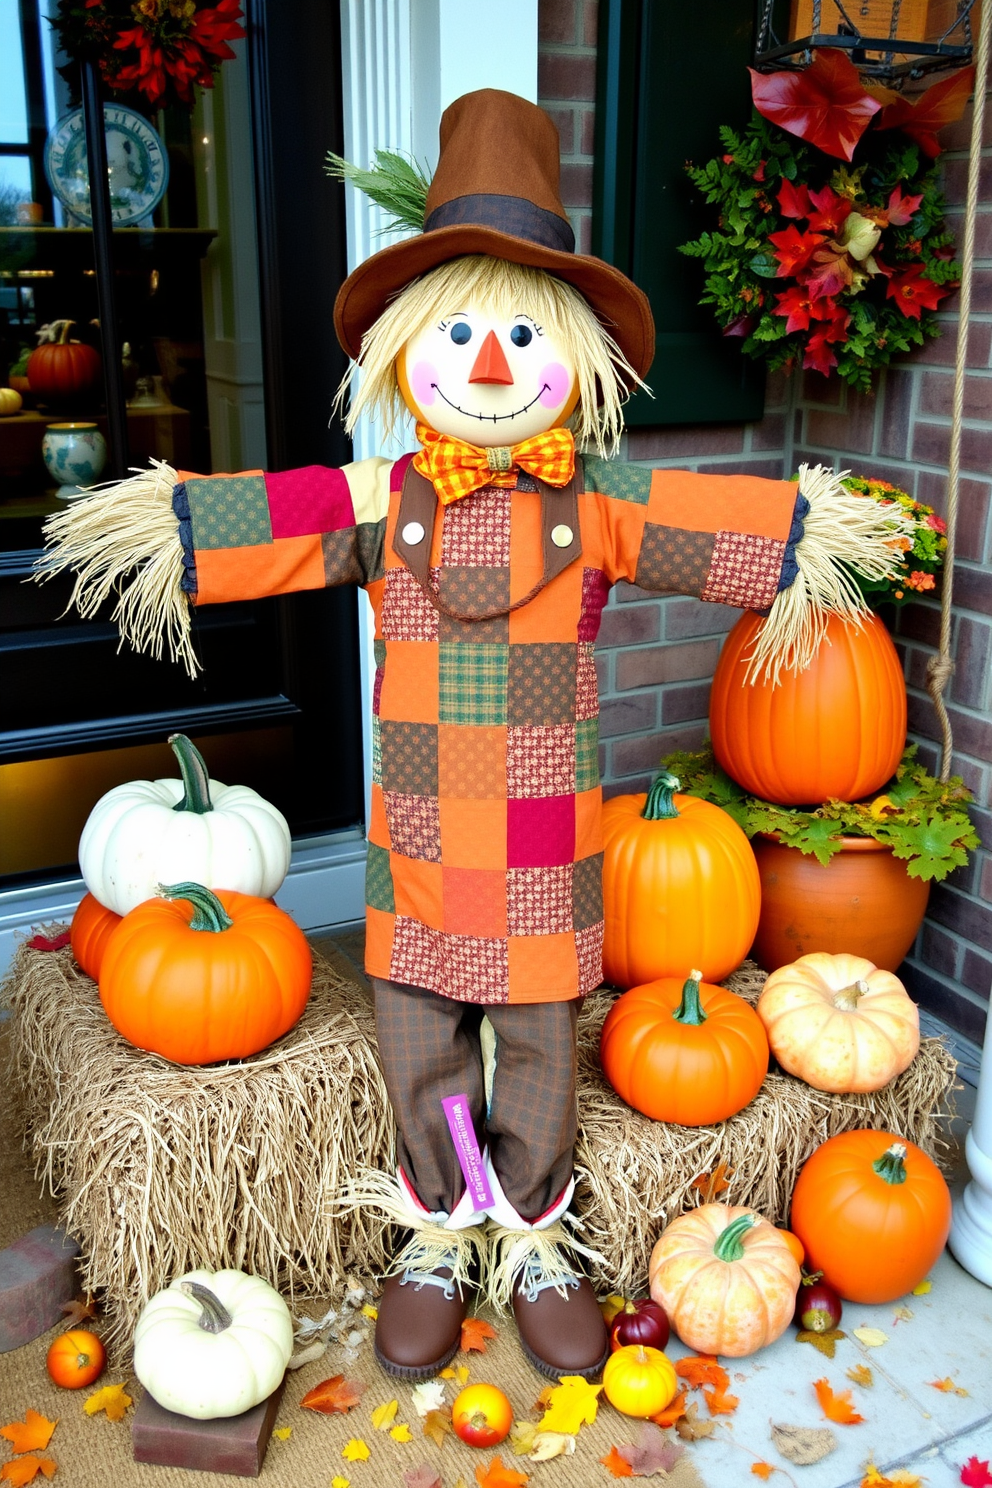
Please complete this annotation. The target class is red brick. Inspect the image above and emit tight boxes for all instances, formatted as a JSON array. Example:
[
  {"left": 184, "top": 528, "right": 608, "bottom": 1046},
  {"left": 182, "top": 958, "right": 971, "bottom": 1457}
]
[
  {"left": 696, "top": 458, "right": 785, "bottom": 478},
  {"left": 907, "top": 317, "right": 992, "bottom": 369},
  {"left": 603, "top": 774, "right": 652, "bottom": 799},
  {"left": 539, "top": 0, "right": 579, "bottom": 43},
  {"left": 625, "top": 424, "right": 746, "bottom": 459},
  {"left": 577, "top": 212, "right": 592, "bottom": 255},
  {"left": 559, "top": 161, "right": 593, "bottom": 209},
  {"left": 920, "top": 921, "right": 961, "bottom": 978},
  {"left": 583, "top": 0, "right": 598, "bottom": 46},
  {"left": 900, "top": 960, "right": 989, "bottom": 1044},
  {"left": 916, "top": 472, "right": 991, "bottom": 561},
  {"left": 764, "top": 366, "right": 794, "bottom": 409},
  {"left": 940, "top": 153, "right": 992, "bottom": 207},
  {"left": 132, "top": 1383, "right": 285, "bottom": 1477},
  {"left": 961, "top": 947, "right": 992, "bottom": 998},
  {"left": 981, "top": 853, "right": 992, "bottom": 900},
  {"left": 661, "top": 680, "right": 712, "bottom": 724},
  {"left": 615, "top": 638, "right": 719, "bottom": 690},
  {"left": 949, "top": 753, "right": 987, "bottom": 800},
  {"left": 596, "top": 599, "right": 661, "bottom": 646},
  {"left": 878, "top": 368, "right": 914, "bottom": 459},
  {"left": 938, "top": 95, "right": 992, "bottom": 152},
  {"left": 942, "top": 268, "right": 992, "bottom": 316},
  {"left": 806, "top": 387, "right": 879, "bottom": 454},
  {"left": 909, "top": 694, "right": 992, "bottom": 765},
  {"left": 538, "top": 52, "right": 596, "bottom": 101},
  {"left": 911, "top": 419, "right": 992, "bottom": 473},
  {"left": 665, "top": 598, "right": 742, "bottom": 640},
  {"left": 613, "top": 580, "right": 651, "bottom": 604},
  {"left": 0, "top": 1225, "right": 81, "bottom": 1352},
  {"left": 545, "top": 106, "right": 575, "bottom": 156},
  {"left": 943, "top": 208, "right": 992, "bottom": 258},
  {"left": 595, "top": 650, "right": 609, "bottom": 690},
  {"left": 905, "top": 643, "right": 932, "bottom": 692},
  {"left": 750, "top": 411, "right": 786, "bottom": 451},
  {"left": 928, "top": 883, "right": 992, "bottom": 945},
  {"left": 599, "top": 692, "right": 658, "bottom": 737},
  {"left": 580, "top": 106, "right": 596, "bottom": 158},
  {"left": 919, "top": 369, "right": 992, "bottom": 419},
  {"left": 793, "top": 408, "right": 803, "bottom": 444},
  {"left": 611, "top": 723, "right": 707, "bottom": 776},
  {"left": 951, "top": 616, "right": 992, "bottom": 709},
  {"left": 954, "top": 562, "right": 992, "bottom": 616},
  {"left": 896, "top": 601, "right": 941, "bottom": 647},
  {"left": 801, "top": 370, "right": 843, "bottom": 406}
]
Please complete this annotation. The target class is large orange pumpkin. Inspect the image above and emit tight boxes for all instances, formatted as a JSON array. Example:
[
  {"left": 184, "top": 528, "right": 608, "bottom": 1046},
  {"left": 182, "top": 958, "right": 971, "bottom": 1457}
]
[
  {"left": 789, "top": 1129, "right": 951, "bottom": 1302},
  {"left": 602, "top": 771, "right": 761, "bottom": 987},
  {"left": 709, "top": 611, "right": 907, "bottom": 806},
  {"left": 98, "top": 881, "right": 312, "bottom": 1065},
  {"left": 70, "top": 892, "right": 122, "bottom": 981},
  {"left": 600, "top": 971, "right": 769, "bottom": 1126}
]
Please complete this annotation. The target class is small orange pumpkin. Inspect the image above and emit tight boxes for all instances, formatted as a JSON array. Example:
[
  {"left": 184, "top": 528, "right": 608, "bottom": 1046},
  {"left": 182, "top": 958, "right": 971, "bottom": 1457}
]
[
  {"left": 602, "top": 770, "right": 761, "bottom": 987},
  {"left": 600, "top": 971, "right": 769, "bottom": 1126},
  {"left": 789, "top": 1130, "right": 951, "bottom": 1303},
  {"left": 98, "top": 881, "right": 311, "bottom": 1065},
  {"left": 649, "top": 1204, "right": 801, "bottom": 1357},
  {"left": 70, "top": 892, "right": 122, "bottom": 981}
]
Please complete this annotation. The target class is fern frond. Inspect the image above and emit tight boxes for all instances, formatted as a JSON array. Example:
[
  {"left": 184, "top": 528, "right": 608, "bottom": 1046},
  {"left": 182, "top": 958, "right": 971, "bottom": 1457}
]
[{"left": 325, "top": 148, "right": 432, "bottom": 234}]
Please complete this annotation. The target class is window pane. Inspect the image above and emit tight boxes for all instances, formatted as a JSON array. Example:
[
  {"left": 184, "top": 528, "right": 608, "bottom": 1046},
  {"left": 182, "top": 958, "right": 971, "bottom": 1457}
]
[
  {"left": 0, "top": 155, "right": 33, "bottom": 220},
  {"left": 0, "top": 0, "right": 29, "bottom": 144}
]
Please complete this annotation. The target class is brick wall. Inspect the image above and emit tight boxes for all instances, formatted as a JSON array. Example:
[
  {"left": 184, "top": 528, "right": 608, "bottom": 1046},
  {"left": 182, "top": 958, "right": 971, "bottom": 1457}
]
[{"left": 538, "top": 0, "right": 992, "bottom": 1041}]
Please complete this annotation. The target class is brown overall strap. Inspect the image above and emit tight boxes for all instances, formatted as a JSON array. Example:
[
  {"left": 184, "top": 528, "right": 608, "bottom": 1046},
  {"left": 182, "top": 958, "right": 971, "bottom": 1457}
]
[{"left": 392, "top": 461, "right": 581, "bottom": 622}]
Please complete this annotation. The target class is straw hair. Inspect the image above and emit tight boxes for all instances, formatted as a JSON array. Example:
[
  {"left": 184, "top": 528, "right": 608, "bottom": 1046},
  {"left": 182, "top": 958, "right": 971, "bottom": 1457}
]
[
  {"left": 484, "top": 1220, "right": 605, "bottom": 1313},
  {"left": 746, "top": 462, "right": 918, "bottom": 685},
  {"left": 338, "top": 255, "right": 646, "bottom": 457},
  {"left": 34, "top": 459, "right": 199, "bottom": 678},
  {"left": 328, "top": 1166, "right": 485, "bottom": 1294}
]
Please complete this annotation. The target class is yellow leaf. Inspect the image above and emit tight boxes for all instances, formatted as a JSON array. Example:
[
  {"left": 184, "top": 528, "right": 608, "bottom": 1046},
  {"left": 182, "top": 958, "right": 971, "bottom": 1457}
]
[
  {"left": 440, "top": 1368, "right": 456, "bottom": 1379},
  {"left": 332, "top": 1478, "right": 350, "bottom": 1488},
  {"left": 371, "top": 1400, "right": 399, "bottom": 1430},
  {"left": 271, "top": 1427, "right": 292, "bottom": 1441},
  {"left": 600, "top": 1295, "right": 627, "bottom": 1325},
  {"left": 361, "top": 1304, "right": 378, "bottom": 1320},
  {"left": 892, "top": 1306, "right": 914, "bottom": 1323},
  {"left": 929, "top": 1377, "right": 968, "bottom": 1396},
  {"left": 342, "top": 1439, "right": 370, "bottom": 1462},
  {"left": 390, "top": 1423, "right": 413, "bottom": 1443},
  {"left": 911, "top": 1280, "right": 931, "bottom": 1295},
  {"left": 853, "top": 1327, "right": 888, "bottom": 1348},
  {"left": 539, "top": 1376, "right": 603, "bottom": 1435},
  {"left": 82, "top": 1383, "right": 132, "bottom": 1421},
  {"left": 847, "top": 1365, "right": 874, "bottom": 1387},
  {"left": 509, "top": 1422, "right": 538, "bottom": 1456}
]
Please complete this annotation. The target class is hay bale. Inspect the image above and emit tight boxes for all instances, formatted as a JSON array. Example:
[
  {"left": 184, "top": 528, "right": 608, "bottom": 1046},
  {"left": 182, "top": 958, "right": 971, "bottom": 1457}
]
[
  {"left": 2, "top": 939, "right": 395, "bottom": 1362},
  {"left": 573, "top": 964, "right": 958, "bottom": 1298}
]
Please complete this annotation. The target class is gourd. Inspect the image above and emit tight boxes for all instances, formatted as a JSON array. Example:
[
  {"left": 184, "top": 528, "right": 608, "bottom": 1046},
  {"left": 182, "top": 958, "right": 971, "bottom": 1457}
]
[
  {"left": 79, "top": 733, "right": 292, "bottom": 915},
  {"left": 26, "top": 319, "right": 102, "bottom": 403},
  {"left": 99, "top": 882, "right": 312, "bottom": 1065},
  {"left": 133, "top": 1269, "right": 294, "bottom": 1419},
  {"left": 649, "top": 1204, "right": 801, "bottom": 1357},
  {"left": 601, "top": 770, "right": 761, "bottom": 987},
  {"left": 757, "top": 951, "right": 920, "bottom": 1092},
  {"left": 789, "top": 1130, "right": 951, "bottom": 1303},
  {"left": 602, "top": 1345, "right": 678, "bottom": 1418},
  {"left": 600, "top": 970, "right": 768, "bottom": 1126},
  {"left": 0, "top": 387, "right": 23, "bottom": 415},
  {"left": 70, "top": 892, "right": 122, "bottom": 981},
  {"left": 709, "top": 610, "right": 907, "bottom": 806}
]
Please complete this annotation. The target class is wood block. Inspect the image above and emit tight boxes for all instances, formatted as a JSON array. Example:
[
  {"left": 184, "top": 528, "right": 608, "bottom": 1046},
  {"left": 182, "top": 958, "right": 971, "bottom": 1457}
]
[
  {"left": 131, "top": 1381, "right": 286, "bottom": 1478},
  {"left": 0, "top": 1224, "right": 81, "bottom": 1352}
]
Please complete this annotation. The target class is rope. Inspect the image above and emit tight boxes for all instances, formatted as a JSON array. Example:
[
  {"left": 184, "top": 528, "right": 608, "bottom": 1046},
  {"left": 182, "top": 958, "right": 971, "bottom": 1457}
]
[{"left": 927, "top": 10, "right": 991, "bottom": 779}]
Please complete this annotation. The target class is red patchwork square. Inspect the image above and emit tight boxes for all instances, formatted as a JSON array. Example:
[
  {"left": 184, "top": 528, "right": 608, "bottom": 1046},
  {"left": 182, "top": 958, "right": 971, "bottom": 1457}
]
[
  {"left": 383, "top": 791, "right": 442, "bottom": 861},
  {"left": 506, "top": 724, "right": 576, "bottom": 798},
  {"left": 438, "top": 931, "right": 510, "bottom": 1003},
  {"left": 575, "top": 644, "right": 599, "bottom": 721},
  {"left": 577, "top": 567, "right": 611, "bottom": 642},
  {"left": 441, "top": 484, "right": 512, "bottom": 566},
  {"left": 507, "top": 795, "right": 575, "bottom": 868},
  {"left": 703, "top": 530, "right": 785, "bottom": 611},
  {"left": 506, "top": 865, "right": 573, "bottom": 935},
  {"left": 390, "top": 916, "right": 441, "bottom": 989},
  {"left": 575, "top": 921, "right": 605, "bottom": 993},
  {"left": 266, "top": 466, "right": 355, "bottom": 538},
  {"left": 382, "top": 566, "right": 439, "bottom": 642}
]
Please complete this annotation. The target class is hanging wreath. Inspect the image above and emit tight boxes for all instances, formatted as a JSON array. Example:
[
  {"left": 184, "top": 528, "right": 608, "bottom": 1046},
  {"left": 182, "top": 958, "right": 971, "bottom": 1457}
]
[
  {"left": 680, "top": 51, "right": 975, "bottom": 389},
  {"left": 52, "top": 0, "right": 245, "bottom": 113}
]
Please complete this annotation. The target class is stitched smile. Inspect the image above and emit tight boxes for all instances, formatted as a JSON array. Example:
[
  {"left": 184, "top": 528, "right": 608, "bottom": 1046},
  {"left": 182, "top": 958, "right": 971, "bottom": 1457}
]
[{"left": 432, "top": 383, "right": 551, "bottom": 422}]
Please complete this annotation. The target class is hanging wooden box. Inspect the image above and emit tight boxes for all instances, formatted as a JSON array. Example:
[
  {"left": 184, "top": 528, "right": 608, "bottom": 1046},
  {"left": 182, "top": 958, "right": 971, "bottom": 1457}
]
[{"left": 788, "top": 0, "right": 969, "bottom": 45}]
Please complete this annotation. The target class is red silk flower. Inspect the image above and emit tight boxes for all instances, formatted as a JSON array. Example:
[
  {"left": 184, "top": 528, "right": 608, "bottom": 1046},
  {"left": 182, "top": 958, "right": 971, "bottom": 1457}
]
[
  {"left": 750, "top": 49, "right": 880, "bottom": 160},
  {"left": 886, "top": 265, "right": 950, "bottom": 319},
  {"left": 874, "top": 67, "right": 976, "bottom": 158}
]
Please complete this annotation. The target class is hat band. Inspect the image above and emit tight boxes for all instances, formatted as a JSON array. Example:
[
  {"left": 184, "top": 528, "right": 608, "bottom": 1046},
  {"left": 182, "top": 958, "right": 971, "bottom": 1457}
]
[{"left": 424, "top": 193, "right": 575, "bottom": 254}]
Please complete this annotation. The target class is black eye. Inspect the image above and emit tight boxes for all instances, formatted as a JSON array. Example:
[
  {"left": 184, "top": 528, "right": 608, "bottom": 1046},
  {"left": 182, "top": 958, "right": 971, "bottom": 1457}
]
[
  {"left": 450, "top": 323, "right": 472, "bottom": 345},
  {"left": 510, "top": 324, "right": 533, "bottom": 347}
]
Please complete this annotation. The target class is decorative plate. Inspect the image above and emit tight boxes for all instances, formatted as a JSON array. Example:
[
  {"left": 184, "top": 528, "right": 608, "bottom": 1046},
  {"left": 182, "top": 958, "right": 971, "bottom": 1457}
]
[{"left": 44, "top": 105, "right": 170, "bottom": 227}]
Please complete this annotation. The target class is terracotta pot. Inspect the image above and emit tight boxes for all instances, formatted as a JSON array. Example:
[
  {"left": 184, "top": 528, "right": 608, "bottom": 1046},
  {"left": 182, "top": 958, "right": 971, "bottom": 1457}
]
[{"left": 751, "top": 834, "right": 930, "bottom": 973}]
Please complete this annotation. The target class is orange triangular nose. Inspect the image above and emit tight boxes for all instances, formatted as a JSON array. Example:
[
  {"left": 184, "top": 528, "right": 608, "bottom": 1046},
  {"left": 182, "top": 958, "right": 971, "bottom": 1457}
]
[{"left": 468, "top": 330, "right": 514, "bottom": 385}]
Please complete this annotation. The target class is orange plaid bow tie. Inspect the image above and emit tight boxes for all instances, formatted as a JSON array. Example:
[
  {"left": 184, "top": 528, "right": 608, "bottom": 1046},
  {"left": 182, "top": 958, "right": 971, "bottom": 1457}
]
[{"left": 414, "top": 422, "right": 576, "bottom": 505}]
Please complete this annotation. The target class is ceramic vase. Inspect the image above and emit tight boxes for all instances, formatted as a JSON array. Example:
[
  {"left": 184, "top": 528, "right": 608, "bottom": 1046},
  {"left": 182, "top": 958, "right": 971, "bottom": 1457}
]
[{"left": 42, "top": 421, "right": 107, "bottom": 497}]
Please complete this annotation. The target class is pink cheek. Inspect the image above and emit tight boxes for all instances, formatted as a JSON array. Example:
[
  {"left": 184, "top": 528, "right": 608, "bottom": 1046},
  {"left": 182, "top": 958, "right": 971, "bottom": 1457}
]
[
  {"left": 539, "top": 362, "right": 572, "bottom": 408},
  {"left": 409, "top": 360, "right": 438, "bottom": 408}
]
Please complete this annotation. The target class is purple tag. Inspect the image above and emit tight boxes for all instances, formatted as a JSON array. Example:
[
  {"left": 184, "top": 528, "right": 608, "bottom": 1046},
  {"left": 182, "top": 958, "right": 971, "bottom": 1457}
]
[{"left": 442, "top": 1094, "right": 493, "bottom": 1213}]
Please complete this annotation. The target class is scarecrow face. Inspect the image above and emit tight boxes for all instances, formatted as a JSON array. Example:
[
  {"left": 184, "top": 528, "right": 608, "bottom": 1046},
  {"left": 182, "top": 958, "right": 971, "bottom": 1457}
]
[{"left": 398, "top": 306, "right": 579, "bottom": 446}]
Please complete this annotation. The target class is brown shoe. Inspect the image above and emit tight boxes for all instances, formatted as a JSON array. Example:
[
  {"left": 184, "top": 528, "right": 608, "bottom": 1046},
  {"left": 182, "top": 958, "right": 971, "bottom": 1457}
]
[
  {"left": 487, "top": 1224, "right": 609, "bottom": 1380},
  {"left": 374, "top": 1226, "right": 484, "bottom": 1381}
]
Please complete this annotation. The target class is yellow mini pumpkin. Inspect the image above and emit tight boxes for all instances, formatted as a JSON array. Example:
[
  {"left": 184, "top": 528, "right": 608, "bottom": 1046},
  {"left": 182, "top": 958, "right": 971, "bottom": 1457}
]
[
  {"left": 603, "top": 1344, "right": 678, "bottom": 1418},
  {"left": 648, "top": 1204, "right": 801, "bottom": 1357},
  {"left": 757, "top": 951, "right": 920, "bottom": 1093}
]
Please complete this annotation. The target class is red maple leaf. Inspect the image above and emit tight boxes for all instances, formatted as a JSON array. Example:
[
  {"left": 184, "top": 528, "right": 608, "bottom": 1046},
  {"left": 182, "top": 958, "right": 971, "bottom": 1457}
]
[
  {"left": 300, "top": 1375, "right": 367, "bottom": 1414},
  {"left": 877, "top": 66, "right": 976, "bottom": 157},
  {"left": 803, "top": 331, "right": 840, "bottom": 376},
  {"left": 886, "top": 265, "right": 949, "bottom": 319},
  {"left": 773, "top": 284, "right": 840, "bottom": 332},
  {"left": 887, "top": 184, "right": 924, "bottom": 226},
  {"left": 805, "top": 184, "right": 852, "bottom": 235},
  {"left": 750, "top": 49, "right": 880, "bottom": 161},
  {"left": 769, "top": 223, "right": 826, "bottom": 276},
  {"left": 777, "top": 179, "right": 812, "bottom": 219},
  {"left": 961, "top": 1458, "right": 992, "bottom": 1487}
]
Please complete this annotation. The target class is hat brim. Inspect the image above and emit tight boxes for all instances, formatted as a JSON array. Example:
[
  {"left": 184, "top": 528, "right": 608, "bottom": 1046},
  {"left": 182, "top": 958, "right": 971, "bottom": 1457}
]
[{"left": 332, "top": 223, "right": 656, "bottom": 383}]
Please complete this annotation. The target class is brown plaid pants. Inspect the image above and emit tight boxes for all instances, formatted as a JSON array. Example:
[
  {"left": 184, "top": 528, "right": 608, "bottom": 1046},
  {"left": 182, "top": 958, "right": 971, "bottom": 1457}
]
[{"left": 372, "top": 978, "right": 578, "bottom": 1222}]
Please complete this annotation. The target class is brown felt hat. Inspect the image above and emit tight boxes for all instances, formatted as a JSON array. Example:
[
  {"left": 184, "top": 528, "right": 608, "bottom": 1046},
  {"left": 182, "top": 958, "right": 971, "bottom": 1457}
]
[{"left": 332, "top": 89, "right": 655, "bottom": 381}]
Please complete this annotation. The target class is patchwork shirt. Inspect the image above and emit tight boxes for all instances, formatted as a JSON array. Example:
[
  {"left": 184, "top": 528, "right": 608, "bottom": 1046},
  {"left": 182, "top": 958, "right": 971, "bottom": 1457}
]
[{"left": 174, "top": 453, "right": 804, "bottom": 1005}]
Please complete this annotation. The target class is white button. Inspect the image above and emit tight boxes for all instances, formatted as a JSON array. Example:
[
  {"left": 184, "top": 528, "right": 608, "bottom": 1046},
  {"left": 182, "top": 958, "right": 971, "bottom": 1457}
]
[
  {"left": 551, "top": 524, "right": 574, "bottom": 548},
  {"left": 401, "top": 521, "right": 425, "bottom": 545}
]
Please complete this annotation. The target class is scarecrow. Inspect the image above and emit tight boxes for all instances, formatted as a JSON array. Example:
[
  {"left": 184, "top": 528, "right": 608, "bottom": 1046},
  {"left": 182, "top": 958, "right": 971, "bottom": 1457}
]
[{"left": 41, "top": 89, "right": 910, "bottom": 1383}]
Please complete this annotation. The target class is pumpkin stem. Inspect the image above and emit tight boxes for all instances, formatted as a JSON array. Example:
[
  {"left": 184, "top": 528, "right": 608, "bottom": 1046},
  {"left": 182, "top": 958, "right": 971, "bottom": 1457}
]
[
  {"left": 872, "top": 1142, "right": 908, "bottom": 1185},
  {"left": 158, "top": 881, "right": 234, "bottom": 932},
  {"left": 641, "top": 770, "right": 681, "bottom": 821},
  {"left": 179, "top": 1280, "right": 233, "bottom": 1334},
  {"left": 672, "top": 971, "right": 707, "bottom": 1026},
  {"left": 833, "top": 979, "right": 870, "bottom": 1011},
  {"left": 169, "top": 733, "right": 214, "bottom": 814},
  {"left": 713, "top": 1213, "right": 758, "bottom": 1262}
]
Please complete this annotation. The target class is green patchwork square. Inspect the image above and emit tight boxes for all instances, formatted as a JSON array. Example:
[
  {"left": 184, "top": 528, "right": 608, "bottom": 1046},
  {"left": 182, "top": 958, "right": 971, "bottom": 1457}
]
[
  {"left": 582, "top": 456, "right": 652, "bottom": 506},
  {"left": 374, "top": 638, "right": 386, "bottom": 668},
  {"left": 365, "top": 842, "right": 395, "bottom": 913},
  {"left": 185, "top": 475, "right": 272, "bottom": 550},
  {"left": 371, "top": 715, "right": 382, "bottom": 787},
  {"left": 439, "top": 642, "right": 508, "bottom": 725},
  {"left": 575, "top": 717, "right": 600, "bottom": 791}
]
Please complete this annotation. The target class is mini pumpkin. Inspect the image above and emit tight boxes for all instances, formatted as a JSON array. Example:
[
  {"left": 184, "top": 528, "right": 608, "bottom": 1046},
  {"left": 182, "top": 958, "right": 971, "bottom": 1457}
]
[
  {"left": 649, "top": 1204, "right": 801, "bottom": 1357},
  {"left": 758, "top": 951, "right": 920, "bottom": 1092},
  {"left": 600, "top": 970, "right": 769, "bottom": 1126},
  {"left": 603, "top": 1344, "right": 678, "bottom": 1418},
  {"left": 0, "top": 386, "right": 23, "bottom": 416},
  {"left": 133, "top": 1269, "right": 294, "bottom": 1419}
]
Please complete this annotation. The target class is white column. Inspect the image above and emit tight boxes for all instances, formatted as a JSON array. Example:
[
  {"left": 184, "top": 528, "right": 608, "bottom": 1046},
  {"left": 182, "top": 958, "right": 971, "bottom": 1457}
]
[{"left": 949, "top": 996, "right": 992, "bottom": 1286}]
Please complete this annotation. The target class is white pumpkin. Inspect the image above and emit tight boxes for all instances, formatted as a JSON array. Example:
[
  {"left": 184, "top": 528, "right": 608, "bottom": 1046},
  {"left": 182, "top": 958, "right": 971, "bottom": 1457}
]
[
  {"left": 133, "top": 1269, "right": 294, "bottom": 1419},
  {"left": 0, "top": 387, "right": 23, "bottom": 416},
  {"left": 79, "top": 734, "right": 291, "bottom": 915}
]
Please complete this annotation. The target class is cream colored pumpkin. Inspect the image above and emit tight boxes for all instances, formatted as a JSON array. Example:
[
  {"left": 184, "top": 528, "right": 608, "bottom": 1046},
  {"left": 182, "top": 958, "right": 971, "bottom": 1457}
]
[
  {"left": 133, "top": 1269, "right": 294, "bottom": 1419},
  {"left": 757, "top": 951, "right": 920, "bottom": 1093},
  {"left": 648, "top": 1204, "right": 801, "bottom": 1357},
  {"left": 0, "top": 387, "right": 23, "bottom": 416}
]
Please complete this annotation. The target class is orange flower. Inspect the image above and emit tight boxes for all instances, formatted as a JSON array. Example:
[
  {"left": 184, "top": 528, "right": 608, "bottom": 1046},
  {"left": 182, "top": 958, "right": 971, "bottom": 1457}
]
[{"left": 907, "top": 571, "right": 936, "bottom": 591}]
